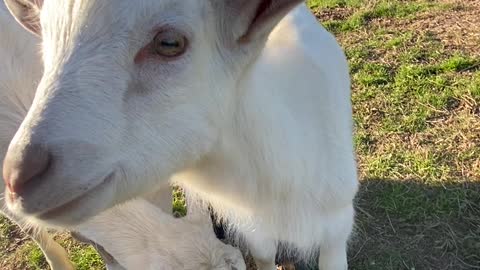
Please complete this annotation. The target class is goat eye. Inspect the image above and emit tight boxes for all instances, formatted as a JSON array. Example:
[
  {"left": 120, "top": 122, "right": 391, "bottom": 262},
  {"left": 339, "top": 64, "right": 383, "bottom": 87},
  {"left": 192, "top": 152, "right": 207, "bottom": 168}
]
[{"left": 152, "top": 30, "right": 187, "bottom": 58}]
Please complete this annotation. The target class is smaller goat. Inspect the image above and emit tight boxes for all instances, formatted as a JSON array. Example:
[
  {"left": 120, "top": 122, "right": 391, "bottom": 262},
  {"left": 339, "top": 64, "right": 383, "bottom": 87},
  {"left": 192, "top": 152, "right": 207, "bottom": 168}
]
[{"left": 74, "top": 199, "right": 246, "bottom": 270}]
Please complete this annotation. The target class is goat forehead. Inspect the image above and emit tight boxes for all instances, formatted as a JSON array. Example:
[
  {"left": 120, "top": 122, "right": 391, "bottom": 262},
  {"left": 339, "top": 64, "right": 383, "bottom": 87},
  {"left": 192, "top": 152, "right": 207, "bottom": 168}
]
[
  {"left": 40, "top": 0, "right": 205, "bottom": 45},
  {"left": 39, "top": 0, "right": 207, "bottom": 70}
]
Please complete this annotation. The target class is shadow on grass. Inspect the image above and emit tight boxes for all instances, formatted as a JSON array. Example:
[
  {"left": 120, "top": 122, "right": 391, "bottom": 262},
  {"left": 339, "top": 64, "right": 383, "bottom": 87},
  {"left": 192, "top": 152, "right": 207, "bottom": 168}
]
[
  {"left": 272, "top": 179, "right": 480, "bottom": 270},
  {"left": 349, "top": 179, "right": 480, "bottom": 270}
]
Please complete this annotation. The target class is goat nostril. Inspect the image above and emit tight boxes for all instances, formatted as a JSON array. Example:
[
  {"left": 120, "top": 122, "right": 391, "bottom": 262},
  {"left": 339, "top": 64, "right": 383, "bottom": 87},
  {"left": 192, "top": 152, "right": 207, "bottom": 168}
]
[{"left": 3, "top": 143, "right": 51, "bottom": 193}]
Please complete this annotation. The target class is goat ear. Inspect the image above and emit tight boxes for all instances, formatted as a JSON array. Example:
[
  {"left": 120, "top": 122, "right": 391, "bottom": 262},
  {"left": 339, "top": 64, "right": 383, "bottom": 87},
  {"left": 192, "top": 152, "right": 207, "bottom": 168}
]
[
  {"left": 4, "top": 0, "right": 43, "bottom": 36},
  {"left": 219, "top": 0, "right": 304, "bottom": 44}
]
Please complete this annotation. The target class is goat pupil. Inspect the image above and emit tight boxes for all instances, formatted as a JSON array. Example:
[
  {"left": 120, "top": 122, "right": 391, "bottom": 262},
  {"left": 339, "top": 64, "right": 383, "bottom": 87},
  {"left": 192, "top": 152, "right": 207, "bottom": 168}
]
[{"left": 161, "top": 40, "right": 179, "bottom": 48}]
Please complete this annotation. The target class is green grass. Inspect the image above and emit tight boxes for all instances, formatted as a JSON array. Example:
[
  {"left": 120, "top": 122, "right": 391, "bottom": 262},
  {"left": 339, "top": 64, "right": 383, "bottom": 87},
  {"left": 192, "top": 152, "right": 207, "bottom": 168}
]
[
  {"left": 173, "top": 187, "right": 187, "bottom": 217},
  {"left": 67, "top": 242, "right": 104, "bottom": 270},
  {"left": 319, "top": 0, "right": 440, "bottom": 33},
  {"left": 309, "top": 0, "right": 480, "bottom": 268},
  {"left": 18, "top": 243, "right": 47, "bottom": 270},
  {"left": 308, "top": 0, "right": 363, "bottom": 9},
  {"left": 1, "top": 0, "right": 479, "bottom": 269}
]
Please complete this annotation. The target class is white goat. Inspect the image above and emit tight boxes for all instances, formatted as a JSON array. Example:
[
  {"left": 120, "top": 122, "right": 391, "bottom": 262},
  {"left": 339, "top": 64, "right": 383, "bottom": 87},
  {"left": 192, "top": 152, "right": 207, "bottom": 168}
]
[
  {"left": 0, "top": 3, "right": 245, "bottom": 269},
  {"left": 3, "top": 0, "right": 358, "bottom": 269}
]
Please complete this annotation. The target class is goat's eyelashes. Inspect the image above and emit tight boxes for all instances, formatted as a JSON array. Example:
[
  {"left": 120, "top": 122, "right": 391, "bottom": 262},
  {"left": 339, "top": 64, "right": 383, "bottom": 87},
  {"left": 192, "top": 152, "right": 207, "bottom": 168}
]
[{"left": 151, "top": 30, "right": 187, "bottom": 58}]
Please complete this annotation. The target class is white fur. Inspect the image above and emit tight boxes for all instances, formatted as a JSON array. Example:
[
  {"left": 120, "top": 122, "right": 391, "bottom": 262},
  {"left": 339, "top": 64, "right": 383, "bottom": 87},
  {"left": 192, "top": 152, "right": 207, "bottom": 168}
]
[
  {"left": 76, "top": 199, "right": 246, "bottom": 270},
  {"left": 0, "top": 3, "right": 244, "bottom": 269},
  {"left": 3, "top": 1, "right": 358, "bottom": 269}
]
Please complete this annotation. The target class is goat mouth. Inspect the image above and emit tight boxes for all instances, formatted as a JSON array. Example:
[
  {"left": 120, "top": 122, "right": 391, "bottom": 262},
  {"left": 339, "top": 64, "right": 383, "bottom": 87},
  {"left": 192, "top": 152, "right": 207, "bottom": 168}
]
[{"left": 35, "top": 172, "right": 116, "bottom": 222}]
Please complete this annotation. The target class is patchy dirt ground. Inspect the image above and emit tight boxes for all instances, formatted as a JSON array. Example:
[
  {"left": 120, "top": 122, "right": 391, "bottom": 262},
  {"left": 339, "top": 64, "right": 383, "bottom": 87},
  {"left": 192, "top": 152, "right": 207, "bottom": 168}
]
[{"left": 312, "top": 0, "right": 480, "bottom": 269}]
